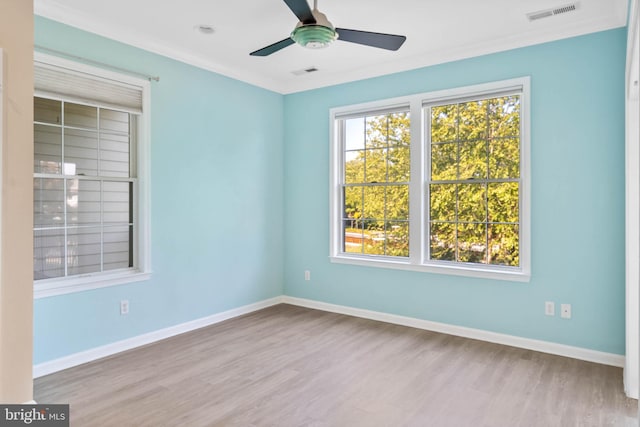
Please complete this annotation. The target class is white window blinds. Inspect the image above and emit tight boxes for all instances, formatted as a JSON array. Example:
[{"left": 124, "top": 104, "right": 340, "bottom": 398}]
[{"left": 34, "top": 61, "right": 143, "bottom": 114}]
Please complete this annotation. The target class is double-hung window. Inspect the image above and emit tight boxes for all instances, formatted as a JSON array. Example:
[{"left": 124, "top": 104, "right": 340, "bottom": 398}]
[
  {"left": 33, "top": 53, "right": 151, "bottom": 298},
  {"left": 330, "top": 78, "right": 530, "bottom": 281}
]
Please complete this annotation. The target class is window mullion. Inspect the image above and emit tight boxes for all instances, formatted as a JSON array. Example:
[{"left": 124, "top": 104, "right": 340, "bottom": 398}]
[{"left": 408, "top": 99, "right": 423, "bottom": 264}]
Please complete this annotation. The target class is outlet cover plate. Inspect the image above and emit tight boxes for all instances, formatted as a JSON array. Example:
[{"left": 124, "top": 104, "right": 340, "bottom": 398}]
[
  {"left": 120, "top": 300, "right": 130, "bottom": 315},
  {"left": 545, "top": 301, "right": 555, "bottom": 316},
  {"left": 560, "top": 303, "right": 571, "bottom": 319}
]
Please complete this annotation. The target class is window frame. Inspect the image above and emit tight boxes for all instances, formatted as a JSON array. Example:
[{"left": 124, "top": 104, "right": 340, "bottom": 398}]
[
  {"left": 33, "top": 52, "right": 152, "bottom": 298},
  {"left": 329, "top": 77, "right": 531, "bottom": 282}
]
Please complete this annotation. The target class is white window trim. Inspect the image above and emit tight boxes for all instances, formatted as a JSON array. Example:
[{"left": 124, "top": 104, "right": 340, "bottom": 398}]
[
  {"left": 33, "top": 52, "right": 152, "bottom": 299},
  {"left": 329, "top": 77, "right": 531, "bottom": 282}
]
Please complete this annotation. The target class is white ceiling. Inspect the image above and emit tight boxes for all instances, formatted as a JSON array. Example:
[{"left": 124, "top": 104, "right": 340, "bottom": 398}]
[{"left": 34, "top": 0, "right": 628, "bottom": 94}]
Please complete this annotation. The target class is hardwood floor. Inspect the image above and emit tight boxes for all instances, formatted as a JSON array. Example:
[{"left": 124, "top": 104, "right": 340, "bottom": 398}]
[{"left": 34, "top": 304, "right": 637, "bottom": 426}]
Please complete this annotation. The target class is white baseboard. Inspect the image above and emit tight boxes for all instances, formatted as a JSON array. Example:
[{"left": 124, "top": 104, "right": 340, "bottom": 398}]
[
  {"left": 281, "top": 296, "right": 625, "bottom": 368},
  {"left": 33, "top": 296, "right": 284, "bottom": 378},
  {"left": 34, "top": 294, "right": 625, "bottom": 380}
]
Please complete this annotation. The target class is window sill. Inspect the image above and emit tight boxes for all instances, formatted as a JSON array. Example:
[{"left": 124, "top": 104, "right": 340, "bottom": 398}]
[
  {"left": 329, "top": 255, "right": 530, "bottom": 282},
  {"left": 34, "top": 269, "right": 152, "bottom": 299}
]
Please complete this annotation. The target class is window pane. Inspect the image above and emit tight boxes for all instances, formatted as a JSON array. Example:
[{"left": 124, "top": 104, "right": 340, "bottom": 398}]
[
  {"left": 459, "top": 140, "right": 487, "bottom": 180},
  {"left": 489, "top": 224, "right": 519, "bottom": 266},
  {"left": 344, "top": 150, "right": 364, "bottom": 184},
  {"left": 103, "top": 181, "right": 131, "bottom": 224},
  {"left": 34, "top": 124, "right": 62, "bottom": 174},
  {"left": 341, "top": 111, "right": 410, "bottom": 259},
  {"left": 343, "top": 220, "right": 363, "bottom": 254},
  {"left": 388, "top": 112, "right": 410, "bottom": 146},
  {"left": 363, "top": 186, "right": 385, "bottom": 219},
  {"left": 489, "top": 138, "right": 519, "bottom": 179},
  {"left": 100, "top": 108, "right": 129, "bottom": 134},
  {"left": 457, "top": 183, "right": 486, "bottom": 223},
  {"left": 458, "top": 100, "right": 488, "bottom": 141},
  {"left": 345, "top": 118, "right": 364, "bottom": 151},
  {"left": 34, "top": 98, "right": 61, "bottom": 125},
  {"left": 457, "top": 222, "right": 487, "bottom": 263},
  {"left": 344, "top": 186, "right": 363, "bottom": 222},
  {"left": 366, "top": 115, "right": 388, "bottom": 149},
  {"left": 489, "top": 96, "right": 520, "bottom": 138},
  {"left": 430, "top": 222, "right": 455, "bottom": 261},
  {"left": 386, "top": 221, "right": 408, "bottom": 257},
  {"left": 65, "top": 128, "right": 98, "bottom": 176},
  {"left": 431, "top": 105, "right": 457, "bottom": 143},
  {"left": 488, "top": 182, "right": 519, "bottom": 224},
  {"left": 363, "top": 220, "right": 385, "bottom": 255},
  {"left": 426, "top": 95, "right": 521, "bottom": 265},
  {"left": 100, "top": 132, "right": 131, "bottom": 178},
  {"left": 64, "top": 103, "right": 97, "bottom": 129},
  {"left": 386, "top": 185, "right": 409, "bottom": 220},
  {"left": 104, "top": 225, "right": 132, "bottom": 270},
  {"left": 431, "top": 142, "right": 457, "bottom": 181},
  {"left": 67, "top": 179, "right": 101, "bottom": 226},
  {"left": 365, "top": 149, "right": 386, "bottom": 183},
  {"left": 34, "top": 178, "right": 64, "bottom": 228},
  {"left": 34, "top": 229, "right": 65, "bottom": 280},
  {"left": 33, "top": 88, "right": 139, "bottom": 282},
  {"left": 67, "top": 227, "right": 101, "bottom": 275},
  {"left": 387, "top": 145, "right": 410, "bottom": 182},
  {"left": 428, "top": 93, "right": 521, "bottom": 268},
  {"left": 430, "top": 184, "right": 456, "bottom": 222}
]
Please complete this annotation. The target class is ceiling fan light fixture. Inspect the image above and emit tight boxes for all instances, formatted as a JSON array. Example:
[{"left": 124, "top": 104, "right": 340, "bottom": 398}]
[
  {"left": 249, "top": 0, "right": 406, "bottom": 56},
  {"left": 291, "top": 25, "right": 337, "bottom": 49}
]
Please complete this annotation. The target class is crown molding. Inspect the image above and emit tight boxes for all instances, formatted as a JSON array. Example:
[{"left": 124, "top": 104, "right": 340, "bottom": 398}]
[
  {"left": 35, "top": 0, "right": 626, "bottom": 95},
  {"left": 282, "top": 16, "right": 626, "bottom": 94},
  {"left": 34, "top": 0, "right": 289, "bottom": 93}
]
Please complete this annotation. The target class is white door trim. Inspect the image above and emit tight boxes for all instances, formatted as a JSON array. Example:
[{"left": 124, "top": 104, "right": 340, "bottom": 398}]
[{"left": 625, "top": 0, "right": 639, "bottom": 400}]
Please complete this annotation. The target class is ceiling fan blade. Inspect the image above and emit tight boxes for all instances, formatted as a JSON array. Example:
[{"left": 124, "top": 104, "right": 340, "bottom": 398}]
[
  {"left": 335, "top": 28, "right": 406, "bottom": 51},
  {"left": 250, "top": 38, "right": 296, "bottom": 56},
  {"left": 283, "top": 0, "right": 316, "bottom": 24}
]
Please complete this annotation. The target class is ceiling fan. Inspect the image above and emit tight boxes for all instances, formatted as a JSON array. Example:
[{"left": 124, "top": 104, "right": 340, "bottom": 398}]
[{"left": 250, "top": 0, "right": 407, "bottom": 56}]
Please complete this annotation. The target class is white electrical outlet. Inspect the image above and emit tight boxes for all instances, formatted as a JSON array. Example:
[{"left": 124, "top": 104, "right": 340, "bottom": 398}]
[
  {"left": 560, "top": 303, "right": 571, "bottom": 319},
  {"left": 304, "top": 270, "right": 311, "bottom": 281},
  {"left": 120, "top": 300, "right": 130, "bottom": 315},
  {"left": 545, "top": 301, "right": 555, "bottom": 316}
]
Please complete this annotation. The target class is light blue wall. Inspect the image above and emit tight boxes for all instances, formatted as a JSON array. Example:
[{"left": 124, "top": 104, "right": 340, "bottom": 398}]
[
  {"left": 283, "top": 28, "right": 627, "bottom": 354},
  {"left": 34, "top": 17, "right": 285, "bottom": 364},
  {"left": 33, "top": 17, "right": 627, "bottom": 364}
]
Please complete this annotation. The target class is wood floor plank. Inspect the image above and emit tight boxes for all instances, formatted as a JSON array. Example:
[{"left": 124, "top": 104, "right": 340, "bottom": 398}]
[{"left": 34, "top": 304, "right": 638, "bottom": 426}]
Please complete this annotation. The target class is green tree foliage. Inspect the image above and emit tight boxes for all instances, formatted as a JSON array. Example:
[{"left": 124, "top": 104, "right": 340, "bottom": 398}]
[
  {"left": 343, "top": 112, "right": 410, "bottom": 257},
  {"left": 430, "top": 96, "right": 520, "bottom": 266},
  {"left": 342, "top": 96, "right": 520, "bottom": 266}
]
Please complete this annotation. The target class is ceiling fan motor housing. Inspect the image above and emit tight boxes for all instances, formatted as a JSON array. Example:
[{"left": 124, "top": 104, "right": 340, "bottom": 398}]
[{"left": 290, "top": 9, "right": 338, "bottom": 49}]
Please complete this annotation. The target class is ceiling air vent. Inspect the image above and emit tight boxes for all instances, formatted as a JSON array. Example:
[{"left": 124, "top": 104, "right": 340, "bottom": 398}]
[
  {"left": 292, "top": 66, "right": 319, "bottom": 76},
  {"left": 527, "top": 3, "right": 578, "bottom": 21}
]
